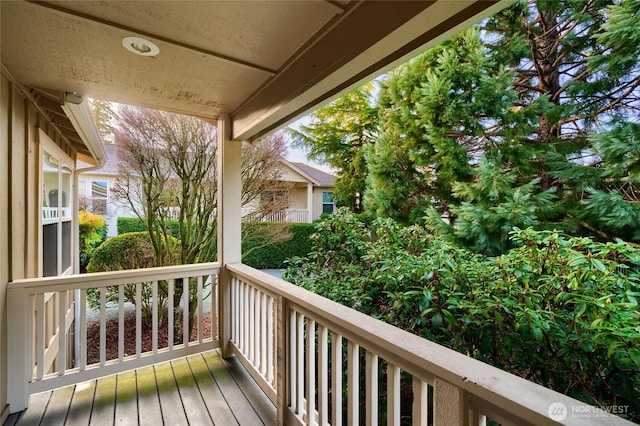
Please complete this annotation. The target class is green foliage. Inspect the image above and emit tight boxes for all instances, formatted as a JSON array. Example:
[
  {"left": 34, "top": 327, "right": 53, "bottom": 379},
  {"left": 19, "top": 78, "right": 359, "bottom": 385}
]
[
  {"left": 242, "top": 222, "right": 315, "bottom": 269},
  {"left": 366, "top": 28, "right": 523, "bottom": 224},
  {"left": 79, "top": 210, "right": 107, "bottom": 269},
  {"left": 286, "top": 211, "right": 640, "bottom": 419},
  {"left": 363, "top": 1, "right": 640, "bottom": 250},
  {"left": 87, "top": 232, "right": 181, "bottom": 327},
  {"left": 426, "top": 154, "right": 557, "bottom": 255},
  {"left": 88, "top": 232, "right": 179, "bottom": 272},
  {"left": 117, "top": 216, "right": 179, "bottom": 237},
  {"left": 290, "top": 83, "right": 378, "bottom": 212}
]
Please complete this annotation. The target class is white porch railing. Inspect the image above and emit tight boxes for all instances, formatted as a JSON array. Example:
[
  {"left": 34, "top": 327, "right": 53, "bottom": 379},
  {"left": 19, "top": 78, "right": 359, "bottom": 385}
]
[
  {"left": 7, "top": 262, "right": 220, "bottom": 411},
  {"left": 42, "top": 207, "right": 72, "bottom": 221},
  {"left": 242, "top": 208, "right": 310, "bottom": 223},
  {"left": 6, "top": 262, "right": 635, "bottom": 424},
  {"left": 226, "top": 263, "right": 634, "bottom": 426}
]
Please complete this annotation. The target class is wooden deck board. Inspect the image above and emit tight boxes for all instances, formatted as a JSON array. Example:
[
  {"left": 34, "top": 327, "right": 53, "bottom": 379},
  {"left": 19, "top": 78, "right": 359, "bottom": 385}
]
[
  {"left": 65, "top": 380, "right": 96, "bottom": 425},
  {"left": 154, "top": 360, "right": 189, "bottom": 425},
  {"left": 203, "top": 351, "right": 265, "bottom": 425},
  {"left": 15, "top": 390, "right": 50, "bottom": 425},
  {"left": 89, "top": 374, "right": 116, "bottom": 426},
  {"left": 114, "top": 370, "right": 137, "bottom": 425},
  {"left": 4, "top": 350, "right": 275, "bottom": 426},
  {"left": 187, "top": 354, "right": 239, "bottom": 426},
  {"left": 41, "top": 385, "right": 74, "bottom": 425},
  {"left": 171, "top": 357, "right": 213, "bottom": 425},
  {"left": 134, "top": 365, "right": 163, "bottom": 425},
  {"left": 223, "top": 355, "right": 277, "bottom": 425}
]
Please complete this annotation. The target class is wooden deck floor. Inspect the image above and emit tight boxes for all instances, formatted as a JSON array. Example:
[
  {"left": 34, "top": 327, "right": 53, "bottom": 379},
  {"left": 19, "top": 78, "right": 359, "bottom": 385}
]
[{"left": 4, "top": 350, "right": 276, "bottom": 426}]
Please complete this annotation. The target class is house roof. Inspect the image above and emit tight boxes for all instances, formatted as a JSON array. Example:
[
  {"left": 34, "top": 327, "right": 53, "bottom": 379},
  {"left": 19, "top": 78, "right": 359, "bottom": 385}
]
[
  {"left": 288, "top": 162, "right": 336, "bottom": 187},
  {"left": 83, "top": 144, "right": 336, "bottom": 189},
  {"left": 1, "top": 1, "right": 508, "bottom": 143}
]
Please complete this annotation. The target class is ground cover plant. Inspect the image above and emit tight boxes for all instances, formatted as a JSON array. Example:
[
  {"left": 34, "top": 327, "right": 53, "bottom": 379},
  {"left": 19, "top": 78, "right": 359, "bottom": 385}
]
[{"left": 284, "top": 209, "right": 640, "bottom": 421}]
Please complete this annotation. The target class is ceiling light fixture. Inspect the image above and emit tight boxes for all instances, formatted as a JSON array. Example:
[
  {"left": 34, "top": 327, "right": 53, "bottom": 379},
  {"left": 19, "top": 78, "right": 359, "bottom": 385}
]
[{"left": 122, "top": 36, "right": 159, "bottom": 57}]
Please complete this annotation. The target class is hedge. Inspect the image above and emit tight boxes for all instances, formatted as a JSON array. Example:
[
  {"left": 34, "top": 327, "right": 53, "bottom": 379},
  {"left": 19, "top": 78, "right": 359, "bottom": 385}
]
[
  {"left": 242, "top": 222, "right": 315, "bottom": 269},
  {"left": 118, "top": 217, "right": 179, "bottom": 237},
  {"left": 87, "top": 232, "right": 179, "bottom": 272},
  {"left": 117, "top": 217, "right": 315, "bottom": 269}
]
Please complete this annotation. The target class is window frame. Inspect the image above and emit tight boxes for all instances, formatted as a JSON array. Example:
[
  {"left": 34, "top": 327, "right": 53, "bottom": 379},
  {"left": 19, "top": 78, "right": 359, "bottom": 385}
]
[
  {"left": 322, "top": 191, "right": 335, "bottom": 214},
  {"left": 39, "top": 130, "right": 75, "bottom": 277},
  {"left": 89, "top": 180, "right": 108, "bottom": 215}
]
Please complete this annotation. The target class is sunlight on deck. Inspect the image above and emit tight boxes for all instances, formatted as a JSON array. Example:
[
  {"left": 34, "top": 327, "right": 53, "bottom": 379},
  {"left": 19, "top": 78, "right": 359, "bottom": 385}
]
[{"left": 4, "top": 350, "right": 275, "bottom": 425}]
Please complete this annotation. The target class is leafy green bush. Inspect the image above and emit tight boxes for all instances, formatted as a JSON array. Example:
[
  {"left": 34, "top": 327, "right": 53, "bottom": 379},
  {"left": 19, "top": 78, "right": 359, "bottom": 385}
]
[
  {"left": 87, "top": 232, "right": 181, "bottom": 326},
  {"left": 117, "top": 217, "right": 179, "bottom": 237},
  {"left": 88, "top": 232, "right": 173, "bottom": 272},
  {"left": 242, "top": 222, "right": 315, "bottom": 269},
  {"left": 285, "top": 209, "right": 640, "bottom": 420},
  {"left": 79, "top": 210, "right": 107, "bottom": 270}
]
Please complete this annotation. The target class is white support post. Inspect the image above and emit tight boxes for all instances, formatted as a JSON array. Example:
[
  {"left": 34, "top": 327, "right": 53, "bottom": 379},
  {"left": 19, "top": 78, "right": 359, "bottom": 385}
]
[
  {"left": 306, "top": 182, "right": 313, "bottom": 223},
  {"left": 7, "top": 287, "right": 31, "bottom": 412},
  {"left": 217, "top": 114, "right": 242, "bottom": 358}
]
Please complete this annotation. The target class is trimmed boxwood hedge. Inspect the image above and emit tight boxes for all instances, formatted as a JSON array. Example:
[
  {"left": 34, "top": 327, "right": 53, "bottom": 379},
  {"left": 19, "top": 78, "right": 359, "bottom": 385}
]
[
  {"left": 118, "top": 217, "right": 179, "bottom": 237},
  {"left": 117, "top": 217, "right": 315, "bottom": 269},
  {"left": 242, "top": 222, "right": 315, "bottom": 269},
  {"left": 87, "top": 231, "right": 180, "bottom": 272}
]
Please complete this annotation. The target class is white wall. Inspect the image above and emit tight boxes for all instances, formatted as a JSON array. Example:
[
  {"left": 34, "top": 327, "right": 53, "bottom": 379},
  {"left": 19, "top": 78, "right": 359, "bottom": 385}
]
[{"left": 78, "top": 174, "right": 135, "bottom": 237}]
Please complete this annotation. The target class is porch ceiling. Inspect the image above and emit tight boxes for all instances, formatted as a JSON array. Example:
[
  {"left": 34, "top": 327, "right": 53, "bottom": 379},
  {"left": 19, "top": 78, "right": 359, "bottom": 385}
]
[{"left": 1, "top": 0, "right": 507, "bottom": 142}]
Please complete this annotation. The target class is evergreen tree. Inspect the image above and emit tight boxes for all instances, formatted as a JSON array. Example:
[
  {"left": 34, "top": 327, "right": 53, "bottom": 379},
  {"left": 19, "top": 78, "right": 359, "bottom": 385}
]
[
  {"left": 289, "top": 83, "right": 378, "bottom": 212},
  {"left": 368, "top": 0, "right": 640, "bottom": 251},
  {"left": 367, "top": 28, "right": 528, "bottom": 225},
  {"left": 482, "top": 0, "right": 640, "bottom": 242}
]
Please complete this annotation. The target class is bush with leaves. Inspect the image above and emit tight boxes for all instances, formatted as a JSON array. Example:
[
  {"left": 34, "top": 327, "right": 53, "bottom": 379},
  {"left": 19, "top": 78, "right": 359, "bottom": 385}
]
[
  {"left": 87, "top": 232, "right": 181, "bottom": 327},
  {"left": 285, "top": 210, "right": 640, "bottom": 420},
  {"left": 79, "top": 210, "right": 107, "bottom": 270}
]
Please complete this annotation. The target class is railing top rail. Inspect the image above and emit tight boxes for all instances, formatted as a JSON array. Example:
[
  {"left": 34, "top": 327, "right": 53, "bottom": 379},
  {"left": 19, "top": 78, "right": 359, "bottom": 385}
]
[
  {"left": 227, "top": 263, "right": 633, "bottom": 426},
  {"left": 9, "top": 262, "right": 221, "bottom": 292}
]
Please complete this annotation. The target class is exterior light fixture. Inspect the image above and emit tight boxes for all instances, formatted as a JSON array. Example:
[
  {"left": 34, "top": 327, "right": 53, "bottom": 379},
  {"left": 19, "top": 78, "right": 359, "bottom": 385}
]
[{"left": 122, "top": 36, "right": 159, "bottom": 57}]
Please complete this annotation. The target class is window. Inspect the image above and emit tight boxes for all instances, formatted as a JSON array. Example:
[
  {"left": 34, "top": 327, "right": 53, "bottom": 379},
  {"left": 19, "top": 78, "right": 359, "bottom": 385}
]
[
  {"left": 91, "top": 180, "right": 108, "bottom": 215},
  {"left": 41, "top": 138, "right": 74, "bottom": 277},
  {"left": 322, "top": 191, "right": 335, "bottom": 214}
]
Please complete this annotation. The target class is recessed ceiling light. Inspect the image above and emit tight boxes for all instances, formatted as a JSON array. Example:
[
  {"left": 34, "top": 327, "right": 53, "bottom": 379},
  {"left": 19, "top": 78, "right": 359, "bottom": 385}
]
[{"left": 122, "top": 36, "right": 159, "bottom": 57}]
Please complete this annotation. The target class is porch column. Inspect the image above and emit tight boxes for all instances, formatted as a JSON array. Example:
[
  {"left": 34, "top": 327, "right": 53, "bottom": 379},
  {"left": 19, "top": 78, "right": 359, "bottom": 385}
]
[
  {"left": 217, "top": 114, "right": 242, "bottom": 358},
  {"left": 306, "top": 182, "right": 313, "bottom": 223}
]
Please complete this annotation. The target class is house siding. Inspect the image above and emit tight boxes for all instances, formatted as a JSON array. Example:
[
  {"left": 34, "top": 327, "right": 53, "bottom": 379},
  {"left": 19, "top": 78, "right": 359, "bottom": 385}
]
[
  {"left": 78, "top": 173, "right": 135, "bottom": 237},
  {"left": 312, "top": 186, "right": 335, "bottom": 221},
  {"left": 290, "top": 187, "right": 307, "bottom": 210},
  {"left": 0, "top": 72, "right": 76, "bottom": 421},
  {"left": 0, "top": 71, "right": 9, "bottom": 424}
]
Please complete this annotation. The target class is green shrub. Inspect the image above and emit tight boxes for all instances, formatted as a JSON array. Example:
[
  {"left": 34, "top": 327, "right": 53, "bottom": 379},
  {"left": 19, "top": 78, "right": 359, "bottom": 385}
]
[
  {"left": 117, "top": 217, "right": 147, "bottom": 234},
  {"left": 87, "top": 232, "right": 181, "bottom": 326},
  {"left": 242, "top": 222, "right": 315, "bottom": 269},
  {"left": 285, "top": 209, "right": 640, "bottom": 420},
  {"left": 89, "top": 232, "right": 163, "bottom": 272},
  {"left": 117, "top": 217, "right": 179, "bottom": 237}
]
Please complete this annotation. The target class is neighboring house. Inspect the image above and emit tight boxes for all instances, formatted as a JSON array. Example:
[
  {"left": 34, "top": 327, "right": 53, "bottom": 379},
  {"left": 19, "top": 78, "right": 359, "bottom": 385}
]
[
  {"left": 79, "top": 145, "right": 336, "bottom": 236},
  {"left": 243, "top": 159, "right": 336, "bottom": 224},
  {"left": 77, "top": 144, "right": 134, "bottom": 237}
]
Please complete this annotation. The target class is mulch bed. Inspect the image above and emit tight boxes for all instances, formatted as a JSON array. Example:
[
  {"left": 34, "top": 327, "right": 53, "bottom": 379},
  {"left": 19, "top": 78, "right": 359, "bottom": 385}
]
[{"left": 85, "top": 314, "right": 213, "bottom": 364}]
